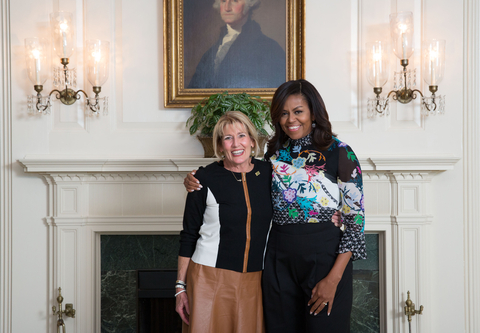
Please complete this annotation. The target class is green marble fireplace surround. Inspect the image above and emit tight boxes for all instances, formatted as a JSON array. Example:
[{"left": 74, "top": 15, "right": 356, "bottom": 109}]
[{"left": 101, "top": 233, "right": 380, "bottom": 333}]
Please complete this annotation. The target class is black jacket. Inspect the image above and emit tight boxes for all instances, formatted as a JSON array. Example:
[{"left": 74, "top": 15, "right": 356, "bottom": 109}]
[{"left": 179, "top": 158, "right": 273, "bottom": 273}]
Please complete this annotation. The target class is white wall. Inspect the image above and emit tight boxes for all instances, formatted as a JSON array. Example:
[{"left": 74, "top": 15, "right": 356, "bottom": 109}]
[{"left": 1, "top": 0, "right": 478, "bottom": 332}]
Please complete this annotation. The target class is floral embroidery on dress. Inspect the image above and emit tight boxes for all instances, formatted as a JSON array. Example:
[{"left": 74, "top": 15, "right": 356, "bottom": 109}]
[
  {"left": 283, "top": 188, "right": 297, "bottom": 203},
  {"left": 278, "top": 149, "right": 293, "bottom": 162},
  {"left": 270, "top": 134, "right": 366, "bottom": 260},
  {"left": 292, "top": 145, "right": 302, "bottom": 154},
  {"left": 320, "top": 197, "right": 329, "bottom": 206},
  {"left": 292, "top": 157, "right": 307, "bottom": 169}
]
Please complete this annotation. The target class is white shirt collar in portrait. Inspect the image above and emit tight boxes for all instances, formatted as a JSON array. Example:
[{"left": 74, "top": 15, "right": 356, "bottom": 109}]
[
  {"left": 214, "top": 24, "right": 243, "bottom": 74},
  {"left": 221, "top": 24, "right": 242, "bottom": 46}
]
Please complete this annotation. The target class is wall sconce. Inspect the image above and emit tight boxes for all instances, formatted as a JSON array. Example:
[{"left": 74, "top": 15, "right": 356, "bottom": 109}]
[
  {"left": 26, "top": 12, "right": 109, "bottom": 116},
  {"left": 367, "top": 11, "right": 445, "bottom": 118}
]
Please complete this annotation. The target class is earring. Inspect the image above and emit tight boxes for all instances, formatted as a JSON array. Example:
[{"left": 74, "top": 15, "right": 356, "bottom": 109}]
[{"left": 312, "top": 122, "right": 316, "bottom": 128}]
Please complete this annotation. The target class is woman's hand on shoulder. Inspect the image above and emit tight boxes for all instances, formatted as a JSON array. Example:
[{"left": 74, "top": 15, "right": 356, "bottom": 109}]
[
  {"left": 175, "top": 290, "right": 190, "bottom": 325},
  {"left": 332, "top": 211, "right": 342, "bottom": 228},
  {"left": 184, "top": 170, "right": 202, "bottom": 192}
]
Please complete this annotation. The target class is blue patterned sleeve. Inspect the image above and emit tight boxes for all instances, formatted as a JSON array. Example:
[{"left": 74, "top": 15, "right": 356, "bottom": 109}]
[{"left": 337, "top": 144, "right": 366, "bottom": 260}]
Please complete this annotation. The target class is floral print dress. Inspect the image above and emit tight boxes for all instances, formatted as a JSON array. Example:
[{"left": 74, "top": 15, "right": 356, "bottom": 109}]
[{"left": 269, "top": 134, "right": 366, "bottom": 260}]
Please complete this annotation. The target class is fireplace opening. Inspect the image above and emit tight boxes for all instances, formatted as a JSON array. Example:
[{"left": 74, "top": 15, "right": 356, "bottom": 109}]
[{"left": 137, "top": 269, "right": 182, "bottom": 333}]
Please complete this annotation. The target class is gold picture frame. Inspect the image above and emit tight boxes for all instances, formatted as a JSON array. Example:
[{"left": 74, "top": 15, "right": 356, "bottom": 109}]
[{"left": 163, "top": 0, "right": 305, "bottom": 108}]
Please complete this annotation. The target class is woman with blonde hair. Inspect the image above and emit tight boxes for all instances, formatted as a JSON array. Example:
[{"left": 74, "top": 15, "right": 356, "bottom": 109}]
[{"left": 176, "top": 111, "right": 273, "bottom": 332}]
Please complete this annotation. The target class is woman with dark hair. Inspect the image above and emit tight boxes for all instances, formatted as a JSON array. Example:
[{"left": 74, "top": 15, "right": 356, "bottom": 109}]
[{"left": 262, "top": 79, "right": 365, "bottom": 333}]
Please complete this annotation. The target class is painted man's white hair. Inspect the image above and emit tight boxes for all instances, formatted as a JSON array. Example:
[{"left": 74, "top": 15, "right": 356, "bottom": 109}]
[{"left": 213, "top": 0, "right": 260, "bottom": 15}]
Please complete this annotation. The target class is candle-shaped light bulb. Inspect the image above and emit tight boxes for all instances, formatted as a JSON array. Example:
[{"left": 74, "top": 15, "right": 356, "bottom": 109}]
[
  {"left": 430, "top": 48, "right": 438, "bottom": 85},
  {"left": 399, "top": 24, "right": 407, "bottom": 59},
  {"left": 32, "top": 49, "right": 41, "bottom": 85},
  {"left": 92, "top": 50, "right": 101, "bottom": 86},
  {"left": 373, "top": 51, "right": 381, "bottom": 87},
  {"left": 60, "top": 22, "right": 68, "bottom": 58}
]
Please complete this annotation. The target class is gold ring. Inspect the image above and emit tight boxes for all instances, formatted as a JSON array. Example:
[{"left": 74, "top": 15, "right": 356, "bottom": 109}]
[{"left": 323, "top": 302, "right": 328, "bottom": 306}]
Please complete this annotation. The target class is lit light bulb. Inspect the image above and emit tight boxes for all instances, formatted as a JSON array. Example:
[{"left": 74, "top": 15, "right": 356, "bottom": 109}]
[
  {"left": 60, "top": 22, "right": 68, "bottom": 32},
  {"left": 32, "top": 49, "right": 40, "bottom": 59},
  {"left": 429, "top": 48, "right": 438, "bottom": 85},
  {"left": 373, "top": 51, "right": 382, "bottom": 87},
  {"left": 92, "top": 50, "right": 101, "bottom": 86},
  {"left": 92, "top": 51, "right": 101, "bottom": 62},
  {"left": 60, "top": 22, "right": 68, "bottom": 58},
  {"left": 32, "top": 49, "right": 41, "bottom": 84},
  {"left": 399, "top": 24, "right": 407, "bottom": 59}
]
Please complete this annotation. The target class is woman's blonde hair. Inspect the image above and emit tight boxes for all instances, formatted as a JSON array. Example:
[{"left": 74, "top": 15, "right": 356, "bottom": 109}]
[{"left": 212, "top": 111, "right": 260, "bottom": 159}]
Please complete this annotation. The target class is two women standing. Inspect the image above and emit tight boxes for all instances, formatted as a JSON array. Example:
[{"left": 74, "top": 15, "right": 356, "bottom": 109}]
[{"left": 177, "top": 79, "right": 366, "bottom": 333}]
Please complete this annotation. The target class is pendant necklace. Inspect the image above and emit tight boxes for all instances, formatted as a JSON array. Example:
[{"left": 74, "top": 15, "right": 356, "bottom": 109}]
[{"left": 231, "top": 171, "right": 242, "bottom": 182}]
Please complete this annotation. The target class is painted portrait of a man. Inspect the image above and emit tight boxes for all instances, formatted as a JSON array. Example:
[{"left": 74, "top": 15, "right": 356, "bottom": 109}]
[{"left": 183, "top": 0, "right": 286, "bottom": 89}]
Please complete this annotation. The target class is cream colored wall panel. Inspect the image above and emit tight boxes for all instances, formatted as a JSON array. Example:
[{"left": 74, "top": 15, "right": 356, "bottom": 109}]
[
  {"left": 430, "top": 164, "right": 466, "bottom": 333},
  {"left": 120, "top": 0, "right": 160, "bottom": 122},
  {"left": 401, "top": 186, "right": 418, "bottom": 213},
  {"left": 363, "top": 175, "right": 392, "bottom": 216},
  {"left": 377, "top": 182, "right": 392, "bottom": 215},
  {"left": 1, "top": 0, "right": 13, "bottom": 330},
  {"left": 400, "top": 227, "right": 423, "bottom": 333},
  {"left": 113, "top": 0, "right": 191, "bottom": 129},
  {"left": 89, "top": 183, "right": 123, "bottom": 215},
  {"left": 306, "top": 0, "right": 361, "bottom": 131},
  {"left": 463, "top": 1, "right": 480, "bottom": 332},
  {"left": 61, "top": 187, "right": 79, "bottom": 214},
  {"left": 393, "top": 172, "right": 431, "bottom": 217},
  {"left": 84, "top": 0, "right": 112, "bottom": 41},
  {"left": 59, "top": 228, "right": 78, "bottom": 333},
  {"left": 162, "top": 183, "right": 187, "bottom": 215},
  {"left": 122, "top": 183, "right": 163, "bottom": 215},
  {"left": 52, "top": 105, "right": 86, "bottom": 131},
  {"left": 363, "top": 182, "right": 379, "bottom": 214}
]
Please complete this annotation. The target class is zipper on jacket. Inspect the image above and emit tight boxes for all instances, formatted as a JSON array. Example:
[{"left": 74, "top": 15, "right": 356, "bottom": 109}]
[{"left": 241, "top": 172, "right": 252, "bottom": 273}]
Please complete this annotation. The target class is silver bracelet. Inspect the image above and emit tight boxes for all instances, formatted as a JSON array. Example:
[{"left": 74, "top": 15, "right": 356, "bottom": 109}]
[
  {"left": 175, "top": 284, "right": 186, "bottom": 290},
  {"left": 175, "top": 289, "right": 186, "bottom": 297}
]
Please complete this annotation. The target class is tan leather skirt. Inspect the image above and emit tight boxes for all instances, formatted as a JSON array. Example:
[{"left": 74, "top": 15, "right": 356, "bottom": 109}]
[{"left": 183, "top": 261, "right": 265, "bottom": 333}]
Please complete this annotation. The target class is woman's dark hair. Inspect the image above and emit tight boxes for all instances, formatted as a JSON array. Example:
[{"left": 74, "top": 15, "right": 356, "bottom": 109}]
[{"left": 266, "top": 79, "right": 336, "bottom": 157}]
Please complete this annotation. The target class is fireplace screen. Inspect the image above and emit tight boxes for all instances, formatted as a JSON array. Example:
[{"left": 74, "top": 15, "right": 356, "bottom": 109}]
[{"left": 137, "top": 270, "right": 182, "bottom": 333}]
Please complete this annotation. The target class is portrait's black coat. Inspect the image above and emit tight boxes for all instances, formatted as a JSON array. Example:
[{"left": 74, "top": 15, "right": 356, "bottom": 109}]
[{"left": 188, "top": 19, "right": 286, "bottom": 89}]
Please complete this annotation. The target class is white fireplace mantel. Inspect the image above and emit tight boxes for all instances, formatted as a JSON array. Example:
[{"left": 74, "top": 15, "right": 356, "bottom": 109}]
[
  {"left": 19, "top": 155, "right": 459, "bottom": 173},
  {"left": 18, "top": 155, "right": 460, "bottom": 333}
]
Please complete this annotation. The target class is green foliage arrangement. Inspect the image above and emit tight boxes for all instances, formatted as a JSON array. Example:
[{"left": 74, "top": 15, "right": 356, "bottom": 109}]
[{"left": 187, "top": 92, "right": 273, "bottom": 137}]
